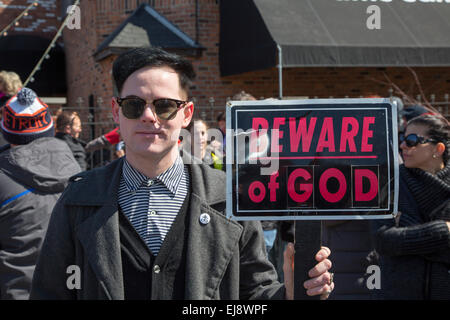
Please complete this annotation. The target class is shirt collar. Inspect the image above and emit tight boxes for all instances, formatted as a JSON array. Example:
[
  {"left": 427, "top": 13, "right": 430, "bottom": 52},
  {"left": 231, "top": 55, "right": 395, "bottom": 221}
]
[{"left": 122, "top": 156, "right": 185, "bottom": 195}]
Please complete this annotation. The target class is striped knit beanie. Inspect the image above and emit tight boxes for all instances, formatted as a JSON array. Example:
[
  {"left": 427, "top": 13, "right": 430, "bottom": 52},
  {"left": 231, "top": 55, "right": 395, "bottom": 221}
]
[{"left": 1, "top": 87, "right": 54, "bottom": 145}]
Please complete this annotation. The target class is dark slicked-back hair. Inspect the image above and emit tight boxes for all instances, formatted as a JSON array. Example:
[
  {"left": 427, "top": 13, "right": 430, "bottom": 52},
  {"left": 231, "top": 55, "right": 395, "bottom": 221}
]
[{"left": 112, "top": 47, "right": 196, "bottom": 96}]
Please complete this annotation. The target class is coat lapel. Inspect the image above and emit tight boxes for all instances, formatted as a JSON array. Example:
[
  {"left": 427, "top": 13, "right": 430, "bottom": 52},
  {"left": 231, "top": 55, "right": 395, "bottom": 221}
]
[
  {"left": 69, "top": 159, "right": 240, "bottom": 300},
  {"left": 185, "top": 165, "right": 243, "bottom": 299},
  {"left": 185, "top": 194, "right": 243, "bottom": 299},
  {"left": 76, "top": 204, "right": 124, "bottom": 299},
  {"left": 70, "top": 159, "right": 125, "bottom": 299}
]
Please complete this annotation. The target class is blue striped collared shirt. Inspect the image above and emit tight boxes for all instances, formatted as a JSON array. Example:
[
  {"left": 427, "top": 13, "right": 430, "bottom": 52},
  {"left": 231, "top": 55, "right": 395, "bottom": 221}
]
[{"left": 118, "top": 156, "right": 189, "bottom": 255}]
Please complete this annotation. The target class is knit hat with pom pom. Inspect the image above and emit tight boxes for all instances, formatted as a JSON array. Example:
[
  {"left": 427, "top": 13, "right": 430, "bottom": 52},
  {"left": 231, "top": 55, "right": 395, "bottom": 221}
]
[{"left": 1, "top": 87, "right": 54, "bottom": 145}]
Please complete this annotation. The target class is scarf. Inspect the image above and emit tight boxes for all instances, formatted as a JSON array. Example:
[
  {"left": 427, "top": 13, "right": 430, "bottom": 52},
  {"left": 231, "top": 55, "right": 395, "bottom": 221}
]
[{"left": 400, "top": 162, "right": 450, "bottom": 221}]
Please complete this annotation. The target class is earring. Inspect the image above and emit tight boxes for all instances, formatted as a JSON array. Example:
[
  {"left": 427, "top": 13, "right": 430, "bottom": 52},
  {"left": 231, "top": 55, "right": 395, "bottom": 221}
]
[{"left": 433, "top": 154, "right": 437, "bottom": 159}]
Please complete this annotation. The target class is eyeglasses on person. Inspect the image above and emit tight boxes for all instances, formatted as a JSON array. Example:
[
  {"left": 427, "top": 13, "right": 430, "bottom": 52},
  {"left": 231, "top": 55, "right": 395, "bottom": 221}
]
[
  {"left": 399, "top": 133, "right": 438, "bottom": 147},
  {"left": 115, "top": 96, "right": 188, "bottom": 120}
]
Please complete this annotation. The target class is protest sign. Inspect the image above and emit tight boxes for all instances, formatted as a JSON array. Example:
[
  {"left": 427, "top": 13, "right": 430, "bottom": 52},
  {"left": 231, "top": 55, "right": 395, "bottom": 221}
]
[{"left": 226, "top": 98, "right": 399, "bottom": 221}]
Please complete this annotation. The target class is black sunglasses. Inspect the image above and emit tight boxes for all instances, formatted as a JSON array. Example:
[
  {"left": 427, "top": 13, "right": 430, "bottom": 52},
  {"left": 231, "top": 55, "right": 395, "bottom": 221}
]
[
  {"left": 116, "top": 96, "right": 188, "bottom": 120},
  {"left": 399, "top": 133, "right": 438, "bottom": 147}
]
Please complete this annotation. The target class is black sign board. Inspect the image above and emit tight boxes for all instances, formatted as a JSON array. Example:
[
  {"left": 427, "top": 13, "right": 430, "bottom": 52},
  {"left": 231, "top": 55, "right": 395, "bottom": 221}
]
[{"left": 226, "top": 99, "right": 399, "bottom": 221}]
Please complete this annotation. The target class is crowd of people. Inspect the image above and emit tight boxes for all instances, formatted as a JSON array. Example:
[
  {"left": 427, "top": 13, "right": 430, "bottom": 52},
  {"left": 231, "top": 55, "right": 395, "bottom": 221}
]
[{"left": 0, "top": 46, "right": 448, "bottom": 300}]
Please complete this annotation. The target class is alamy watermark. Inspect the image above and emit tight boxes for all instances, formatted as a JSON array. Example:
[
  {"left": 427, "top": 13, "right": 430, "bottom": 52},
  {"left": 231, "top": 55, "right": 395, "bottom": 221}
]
[
  {"left": 366, "top": 265, "right": 381, "bottom": 290},
  {"left": 177, "top": 127, "right": 280, "bottom": 175},
  {"left": 366, "top": 5, "right": 381, "bottom": 30},
  {"left": 66, "top": 265, "right": 81, "bottom": 290},
  {"left": 66, "top": 5, "right": 81, "bottom": 30},
  {"left": 65, "top": 263, "right": 381, "bottom": 291}
]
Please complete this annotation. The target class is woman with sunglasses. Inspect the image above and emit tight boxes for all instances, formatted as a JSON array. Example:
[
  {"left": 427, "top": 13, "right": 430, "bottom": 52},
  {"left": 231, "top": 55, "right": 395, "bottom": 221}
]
[{"left": 372, "top": 114, "right": 450, "bottom": 300}]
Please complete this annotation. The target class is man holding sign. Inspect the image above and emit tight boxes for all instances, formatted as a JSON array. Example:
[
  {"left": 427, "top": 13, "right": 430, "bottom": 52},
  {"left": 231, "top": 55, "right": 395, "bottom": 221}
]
[{"left": 30, "top": 47, "right": 333, "bottom": 300}]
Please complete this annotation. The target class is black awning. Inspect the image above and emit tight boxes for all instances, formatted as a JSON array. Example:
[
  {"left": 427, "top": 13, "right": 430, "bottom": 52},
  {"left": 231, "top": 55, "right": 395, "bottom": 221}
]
[
  {"left": 94, "top": 3, "right": 203, "bottom": 61},
  {"left": 219, "top": 0, "right": 450, "bottom": 76},
  {"left": 0, "top": 34, "right": 66, "bottom": 96}
]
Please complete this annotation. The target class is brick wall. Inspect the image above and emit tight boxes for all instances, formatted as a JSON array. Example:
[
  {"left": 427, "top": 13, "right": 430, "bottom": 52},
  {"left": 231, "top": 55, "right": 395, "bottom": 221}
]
[
  {"left": 64, "top": 0, "right": 226, "bottom": 129},
  {"left": 62, "top": 0, "right": 450, "bottom": 139},
  {"left": 63, "top": 0, "right": 221, "bottom": 140},
  {"left": 220, "top": 66, "right": 450, "bottom": 100},
  {"left": 0, "top": 0, "right": 65, "bottom": 108},
  {"left": 198, "top": 66, "right": 450, "bottom": 126},
  {"left": 62, "top": 0, "right": 114, "bottom": 140},
  {"left": 0, "top": 0, "right": 60, "bottom": 37}
]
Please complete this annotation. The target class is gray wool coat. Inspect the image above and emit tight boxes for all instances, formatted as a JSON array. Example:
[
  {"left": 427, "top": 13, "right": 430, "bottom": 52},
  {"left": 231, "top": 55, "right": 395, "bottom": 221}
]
[{"left": 30, "top": 158, "right": 285, "bottom": 300}]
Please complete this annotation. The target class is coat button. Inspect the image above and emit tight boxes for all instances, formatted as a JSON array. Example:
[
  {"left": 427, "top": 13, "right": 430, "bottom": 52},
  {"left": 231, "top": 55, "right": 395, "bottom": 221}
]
[
  {"left": 153, "top": 265, "right": 160, "bottom": 274},
  {"left": 199, "top": 213, "right": 210, "bottom": 225}
]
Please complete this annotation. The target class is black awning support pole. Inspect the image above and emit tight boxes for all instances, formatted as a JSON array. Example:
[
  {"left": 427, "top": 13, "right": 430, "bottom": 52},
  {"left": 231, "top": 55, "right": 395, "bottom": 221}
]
[
  {"left": 277, "top": 44, "right": 283, "bottom": 99},
  {"left": 294, "top": 220, "right": 322, "bottom": 300}
]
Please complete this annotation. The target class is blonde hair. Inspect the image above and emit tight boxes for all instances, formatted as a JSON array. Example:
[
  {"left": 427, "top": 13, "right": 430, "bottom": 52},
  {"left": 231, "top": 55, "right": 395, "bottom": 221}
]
[
  {"left": 0, "top": 71, "right": 22, "bottom": 96},
  {"left": 231, "top": 91, "right": 256, "bottom": 101}
]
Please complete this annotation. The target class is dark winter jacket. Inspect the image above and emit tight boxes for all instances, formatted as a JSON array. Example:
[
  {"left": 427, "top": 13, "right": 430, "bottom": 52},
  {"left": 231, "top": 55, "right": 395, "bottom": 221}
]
[
  {"left": 30, "top": 157, "right": 285, "bottom": 300},
  {"left": 322, "top": 220, "right": 377, "bottom": 300},
  {"left": 371, "top": 164, "right": 450, "bottom": 300},
  {"left": 0, "top": 137, "right": 81, "bottom": 299},
  {"left": 0, "top": 132, "right": 7, "bottom": 148},
  {"left": 55, "top": 132, "right": 87, "bottom": 171}
]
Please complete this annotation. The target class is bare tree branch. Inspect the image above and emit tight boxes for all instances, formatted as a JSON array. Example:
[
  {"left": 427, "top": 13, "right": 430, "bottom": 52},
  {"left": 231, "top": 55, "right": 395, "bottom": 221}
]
[{"left": 368, "top": 70, "right": 442, "bottom": 116}]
